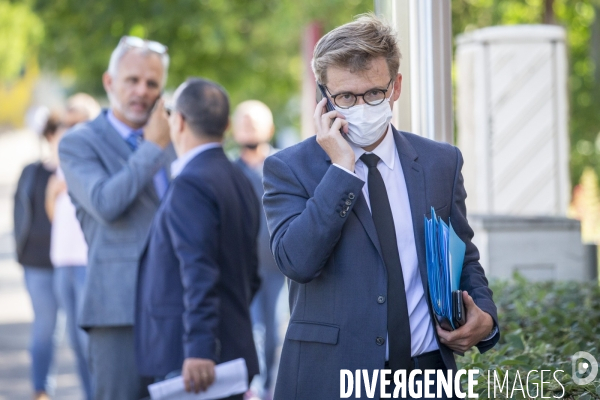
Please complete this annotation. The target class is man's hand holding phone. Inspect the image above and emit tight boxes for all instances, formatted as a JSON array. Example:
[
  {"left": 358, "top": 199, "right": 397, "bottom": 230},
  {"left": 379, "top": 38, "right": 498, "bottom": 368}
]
[
  {"left": 314, "top": 98, "right": 354, "bottom": 172},
  {"left": 145, "top": 98, "right": 171, "bottom": 149}
]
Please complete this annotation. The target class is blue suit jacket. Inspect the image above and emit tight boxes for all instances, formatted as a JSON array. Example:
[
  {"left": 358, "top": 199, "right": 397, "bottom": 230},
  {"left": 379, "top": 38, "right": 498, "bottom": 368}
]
[
  {"left": 262, "top": 128, "right": 499, "bottom": 400},
  {"left": 135, "top": 147, "right": 260, "bottom": 378}
]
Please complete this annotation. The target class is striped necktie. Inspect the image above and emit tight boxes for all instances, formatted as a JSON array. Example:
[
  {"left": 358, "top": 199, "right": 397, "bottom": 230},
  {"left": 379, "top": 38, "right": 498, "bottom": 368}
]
[{"left": 125, "top": 129, "right": 144, "bottom": 151}]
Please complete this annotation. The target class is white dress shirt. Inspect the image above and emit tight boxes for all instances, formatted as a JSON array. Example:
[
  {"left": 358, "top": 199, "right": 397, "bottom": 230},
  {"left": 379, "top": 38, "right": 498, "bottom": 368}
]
[
  {"left": 170, "top": 142, "right": 222, "bottom": 178},
  {"left": 334, "top": 125, "right": 439, "bottom": 358}
]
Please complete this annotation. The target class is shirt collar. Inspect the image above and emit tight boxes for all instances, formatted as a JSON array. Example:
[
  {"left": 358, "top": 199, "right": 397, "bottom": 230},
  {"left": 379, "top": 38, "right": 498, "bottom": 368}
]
[
  {"left": 350, "top": 124, "right": 396, "bottom": 170},
  {"left": 106, "top": 109, "right": 139, "bottom": 140},
  {"left": 171, "top": 142, "right": 222, "bottom": 178}
]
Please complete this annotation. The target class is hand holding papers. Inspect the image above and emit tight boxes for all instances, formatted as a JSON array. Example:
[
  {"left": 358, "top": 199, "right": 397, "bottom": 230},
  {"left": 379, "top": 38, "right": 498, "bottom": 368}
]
[
  {"left": 424, "top": 207, "right": 467, "bottom": 331},
  {"left": 148, "top": 358, "right": 248, "bottom": 400}
]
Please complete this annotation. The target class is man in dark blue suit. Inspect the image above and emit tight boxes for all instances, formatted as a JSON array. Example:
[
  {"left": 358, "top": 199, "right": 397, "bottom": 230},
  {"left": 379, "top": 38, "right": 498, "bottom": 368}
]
[
  {"left": 135, "top": 78, "right": 260, "bottom": 399},
  {"left": 263, "top": 15, "right": 499, "bottom": 400}
]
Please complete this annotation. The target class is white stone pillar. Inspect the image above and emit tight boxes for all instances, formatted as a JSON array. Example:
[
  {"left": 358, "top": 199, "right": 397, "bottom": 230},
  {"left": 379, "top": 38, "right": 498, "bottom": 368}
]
[
  {"left": 456, "top": 25, "right": 570, "bottom": 216},
  {"left": 375, "top": 0, "right": 454, "bottom": 143}
]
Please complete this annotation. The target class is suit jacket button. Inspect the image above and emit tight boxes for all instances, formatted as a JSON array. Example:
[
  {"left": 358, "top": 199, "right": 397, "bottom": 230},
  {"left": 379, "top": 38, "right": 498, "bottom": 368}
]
[
  {"left": 348, "top": 192, "right": 355, "bottom": 200},
  {"left": 377, "top": 295, "right": 386, "bottom": 304},
  {"left": 345, "top": 199, "right": 352, "bottom": 206},
  {"left": 340, "top": 210, "right": 347, "bottom": 217},
  {"left": 376, "top": 337, "right": 385, "bottom": 346},
  {"left": 343, "top": 205, "right": 350, "bottom": 212}
]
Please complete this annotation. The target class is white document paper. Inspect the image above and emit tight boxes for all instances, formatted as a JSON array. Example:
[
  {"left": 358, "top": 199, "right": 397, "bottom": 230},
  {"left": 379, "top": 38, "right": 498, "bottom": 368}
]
[{"left": 148, "top": 358, "right": 248, "bottom": 400}]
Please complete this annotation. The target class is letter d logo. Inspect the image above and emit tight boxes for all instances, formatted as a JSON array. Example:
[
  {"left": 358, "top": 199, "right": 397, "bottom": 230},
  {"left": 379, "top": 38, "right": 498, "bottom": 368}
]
[{"left": 572, "top": 351, "right": 598, "bottom": 385}]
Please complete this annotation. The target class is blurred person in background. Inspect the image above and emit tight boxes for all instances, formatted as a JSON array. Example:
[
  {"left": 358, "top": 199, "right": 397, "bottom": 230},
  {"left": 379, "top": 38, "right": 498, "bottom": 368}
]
[
  {"left": 135, "top": 78, "right": 260, "bottom": 399},
  {"left": 45, "top": 93, "right": 101, "bottom": 400},
  {"left": 13, "top": 111, "right": 61, "bottom": 400},
  {"left": 58, "top": 36, "right": 175, "bottom": 400},
  {"left": 232, "top": 100, "right": 283, "bottom": 400}
]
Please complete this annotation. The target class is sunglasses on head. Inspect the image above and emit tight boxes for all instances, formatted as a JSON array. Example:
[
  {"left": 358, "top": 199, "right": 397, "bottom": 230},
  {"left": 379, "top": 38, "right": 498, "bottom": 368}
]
[{"left": 120, "top": 36, "right": 168, "bottom": 55}]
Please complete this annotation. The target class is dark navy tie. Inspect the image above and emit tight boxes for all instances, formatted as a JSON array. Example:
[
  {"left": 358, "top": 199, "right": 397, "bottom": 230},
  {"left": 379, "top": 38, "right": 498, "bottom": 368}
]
[{"left": 360, "top": 153, "right": 412, "bottom": 372}]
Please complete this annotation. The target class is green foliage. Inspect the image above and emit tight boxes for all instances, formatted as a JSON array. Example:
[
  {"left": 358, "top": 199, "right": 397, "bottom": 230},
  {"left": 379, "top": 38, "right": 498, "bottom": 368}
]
[
  {"left": 456, "top": 276, "right": 600, "bottom": 398},
  {"left": 0, "top": 0, "right": 43, "bottom": 81},
  {"left": 14, "top": 0, "right": 600, "bottom": 180},
  {"left": 452, "top": 0, "right": 600, "bottom": 190},
  {"left": 32, "top": 0, "right": 373, "bottom": 129}
]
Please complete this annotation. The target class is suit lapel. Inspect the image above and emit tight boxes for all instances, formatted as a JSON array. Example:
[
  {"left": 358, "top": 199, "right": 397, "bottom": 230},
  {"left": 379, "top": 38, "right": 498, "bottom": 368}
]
[
  {"left": 392, "top": 128, "right": 429, "bottom": 290},
  {"left": 351, "top": 194, "right": 384, "bottom": 262},
  {"left": 93, "top": 111, "right": 132, "bottom": 163}
]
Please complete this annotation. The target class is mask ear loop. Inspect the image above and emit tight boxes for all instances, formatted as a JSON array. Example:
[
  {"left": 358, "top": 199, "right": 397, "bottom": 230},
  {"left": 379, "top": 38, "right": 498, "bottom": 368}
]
[{"left": 386, "top": 83, "right": 395, "bottom": 103}]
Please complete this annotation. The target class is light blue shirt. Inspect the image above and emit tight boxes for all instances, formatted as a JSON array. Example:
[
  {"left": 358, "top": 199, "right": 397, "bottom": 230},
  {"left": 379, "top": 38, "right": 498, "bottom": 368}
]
[
  {"left": 106, "top": 110, "right": 169, "bottom": 197},
  {"left": 171, "top": 142, "right": 222, "bottom": 178}
]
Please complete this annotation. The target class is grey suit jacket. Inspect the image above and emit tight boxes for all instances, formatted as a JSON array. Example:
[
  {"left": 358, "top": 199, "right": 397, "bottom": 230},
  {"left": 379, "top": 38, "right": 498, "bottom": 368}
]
[
  {"left": 263, "top": 127, "right": 499, "bottom": 400},
  {"left": 59, "top": 109, "right": 176, "bottom": 328}
]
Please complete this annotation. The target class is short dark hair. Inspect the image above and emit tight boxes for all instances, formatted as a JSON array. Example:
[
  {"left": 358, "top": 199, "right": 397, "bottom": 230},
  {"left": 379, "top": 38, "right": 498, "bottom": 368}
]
[
  {"left": 175, "top": 78, "right": 230, "bottom": 138},
  {"left": 312, "top": 14, "right": 401, "bottom": 85}
]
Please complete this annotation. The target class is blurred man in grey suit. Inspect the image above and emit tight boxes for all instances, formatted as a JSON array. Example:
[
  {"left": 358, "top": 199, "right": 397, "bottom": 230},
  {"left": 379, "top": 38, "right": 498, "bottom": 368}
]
[{"left": 59, "top": 36, "right": 175, "bottom": 400}]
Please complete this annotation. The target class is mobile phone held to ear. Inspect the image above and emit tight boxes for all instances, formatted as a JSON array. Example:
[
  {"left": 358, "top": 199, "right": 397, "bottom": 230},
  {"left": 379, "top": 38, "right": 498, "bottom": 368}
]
[
  {"left": 317, "top": 83, "right": 336, "bottom": 112},
  {"left": 317, "top": 83, "right": 344, "bottom": 134}
]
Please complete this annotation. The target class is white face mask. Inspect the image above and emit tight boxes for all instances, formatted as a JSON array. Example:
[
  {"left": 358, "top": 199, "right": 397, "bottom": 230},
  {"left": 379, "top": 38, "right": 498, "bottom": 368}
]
[{"left": 336, "top": 89, "right": 394, "bottom": 147}]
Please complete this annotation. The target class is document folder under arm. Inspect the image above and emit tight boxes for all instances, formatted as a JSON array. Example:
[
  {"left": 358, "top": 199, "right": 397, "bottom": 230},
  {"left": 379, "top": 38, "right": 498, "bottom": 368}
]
[{"left": 424, "top": 207, "right": 467, "bottom": 331}]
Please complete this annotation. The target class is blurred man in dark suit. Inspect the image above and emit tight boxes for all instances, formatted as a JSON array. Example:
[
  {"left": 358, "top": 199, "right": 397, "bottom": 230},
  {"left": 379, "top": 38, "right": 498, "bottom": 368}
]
[{"left": 135, "top": 78, "right": 260, "bottom": 399}]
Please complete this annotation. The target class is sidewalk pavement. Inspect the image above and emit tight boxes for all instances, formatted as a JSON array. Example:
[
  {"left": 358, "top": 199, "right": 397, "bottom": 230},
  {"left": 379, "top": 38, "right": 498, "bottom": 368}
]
[{"left": 0, "top": 129, "right": 83, "bottom": 400}]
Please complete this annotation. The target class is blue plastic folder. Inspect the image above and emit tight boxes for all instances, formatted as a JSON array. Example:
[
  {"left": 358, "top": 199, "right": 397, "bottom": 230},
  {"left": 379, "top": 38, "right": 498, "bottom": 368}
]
[{"left": 424, "top": 207, "right": 466, "bottom": 330}]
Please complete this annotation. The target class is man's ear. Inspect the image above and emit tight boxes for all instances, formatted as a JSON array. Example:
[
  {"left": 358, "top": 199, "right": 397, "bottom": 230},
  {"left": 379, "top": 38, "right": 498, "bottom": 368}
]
[
  {"left": 176, "top": 112, "right": 186, "bottom": 135},
  {"left": 391, "top": 73, "right": 402, "bottom": 102},
  {"left": 102, "top": 72, "right": 113, "bottom": 95}
]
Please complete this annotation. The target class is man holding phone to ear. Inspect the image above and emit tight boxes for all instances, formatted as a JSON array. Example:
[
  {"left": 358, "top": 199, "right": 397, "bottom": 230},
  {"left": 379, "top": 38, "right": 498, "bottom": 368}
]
[
  {"left": 263, "top": 15, "right": 499, "bottom": 399},
  {"left": 59, "top": 36, "right": 176, "bottom": 400}
]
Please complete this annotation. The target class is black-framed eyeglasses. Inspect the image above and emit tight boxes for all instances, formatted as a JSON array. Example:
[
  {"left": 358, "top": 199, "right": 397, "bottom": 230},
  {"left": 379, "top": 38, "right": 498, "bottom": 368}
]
[
  {"left": 120, "top": 36, "right": 168, "bottom": 55},
  {"left": 322, "top": 79, "right": 394, "bottom": 109}
]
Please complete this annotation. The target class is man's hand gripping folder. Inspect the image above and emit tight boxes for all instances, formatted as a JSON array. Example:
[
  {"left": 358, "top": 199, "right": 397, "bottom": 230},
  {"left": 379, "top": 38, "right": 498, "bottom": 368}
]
[{"left": 424, "top": 207, "right": 467, "bottom": 331}]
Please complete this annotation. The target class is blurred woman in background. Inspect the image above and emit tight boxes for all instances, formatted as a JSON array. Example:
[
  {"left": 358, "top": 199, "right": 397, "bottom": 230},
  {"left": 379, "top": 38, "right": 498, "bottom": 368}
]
[
  {"left": 45, "top": 93, "right": 100, "bottom": 400},
  {"left": 14, "top": 111, "right": 61, "bottom": 400},
  {"left": 14, "top": 93, "right": 99, "bottom": 400}
]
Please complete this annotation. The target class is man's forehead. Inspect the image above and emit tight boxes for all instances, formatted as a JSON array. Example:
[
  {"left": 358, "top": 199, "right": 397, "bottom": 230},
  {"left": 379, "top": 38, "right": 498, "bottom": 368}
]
[
  {"left": 325, "top": 60, "right": 390, "bottom": 92},
  {"left": 117, "top": 49, "right": 164, "bottom": 76}
]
